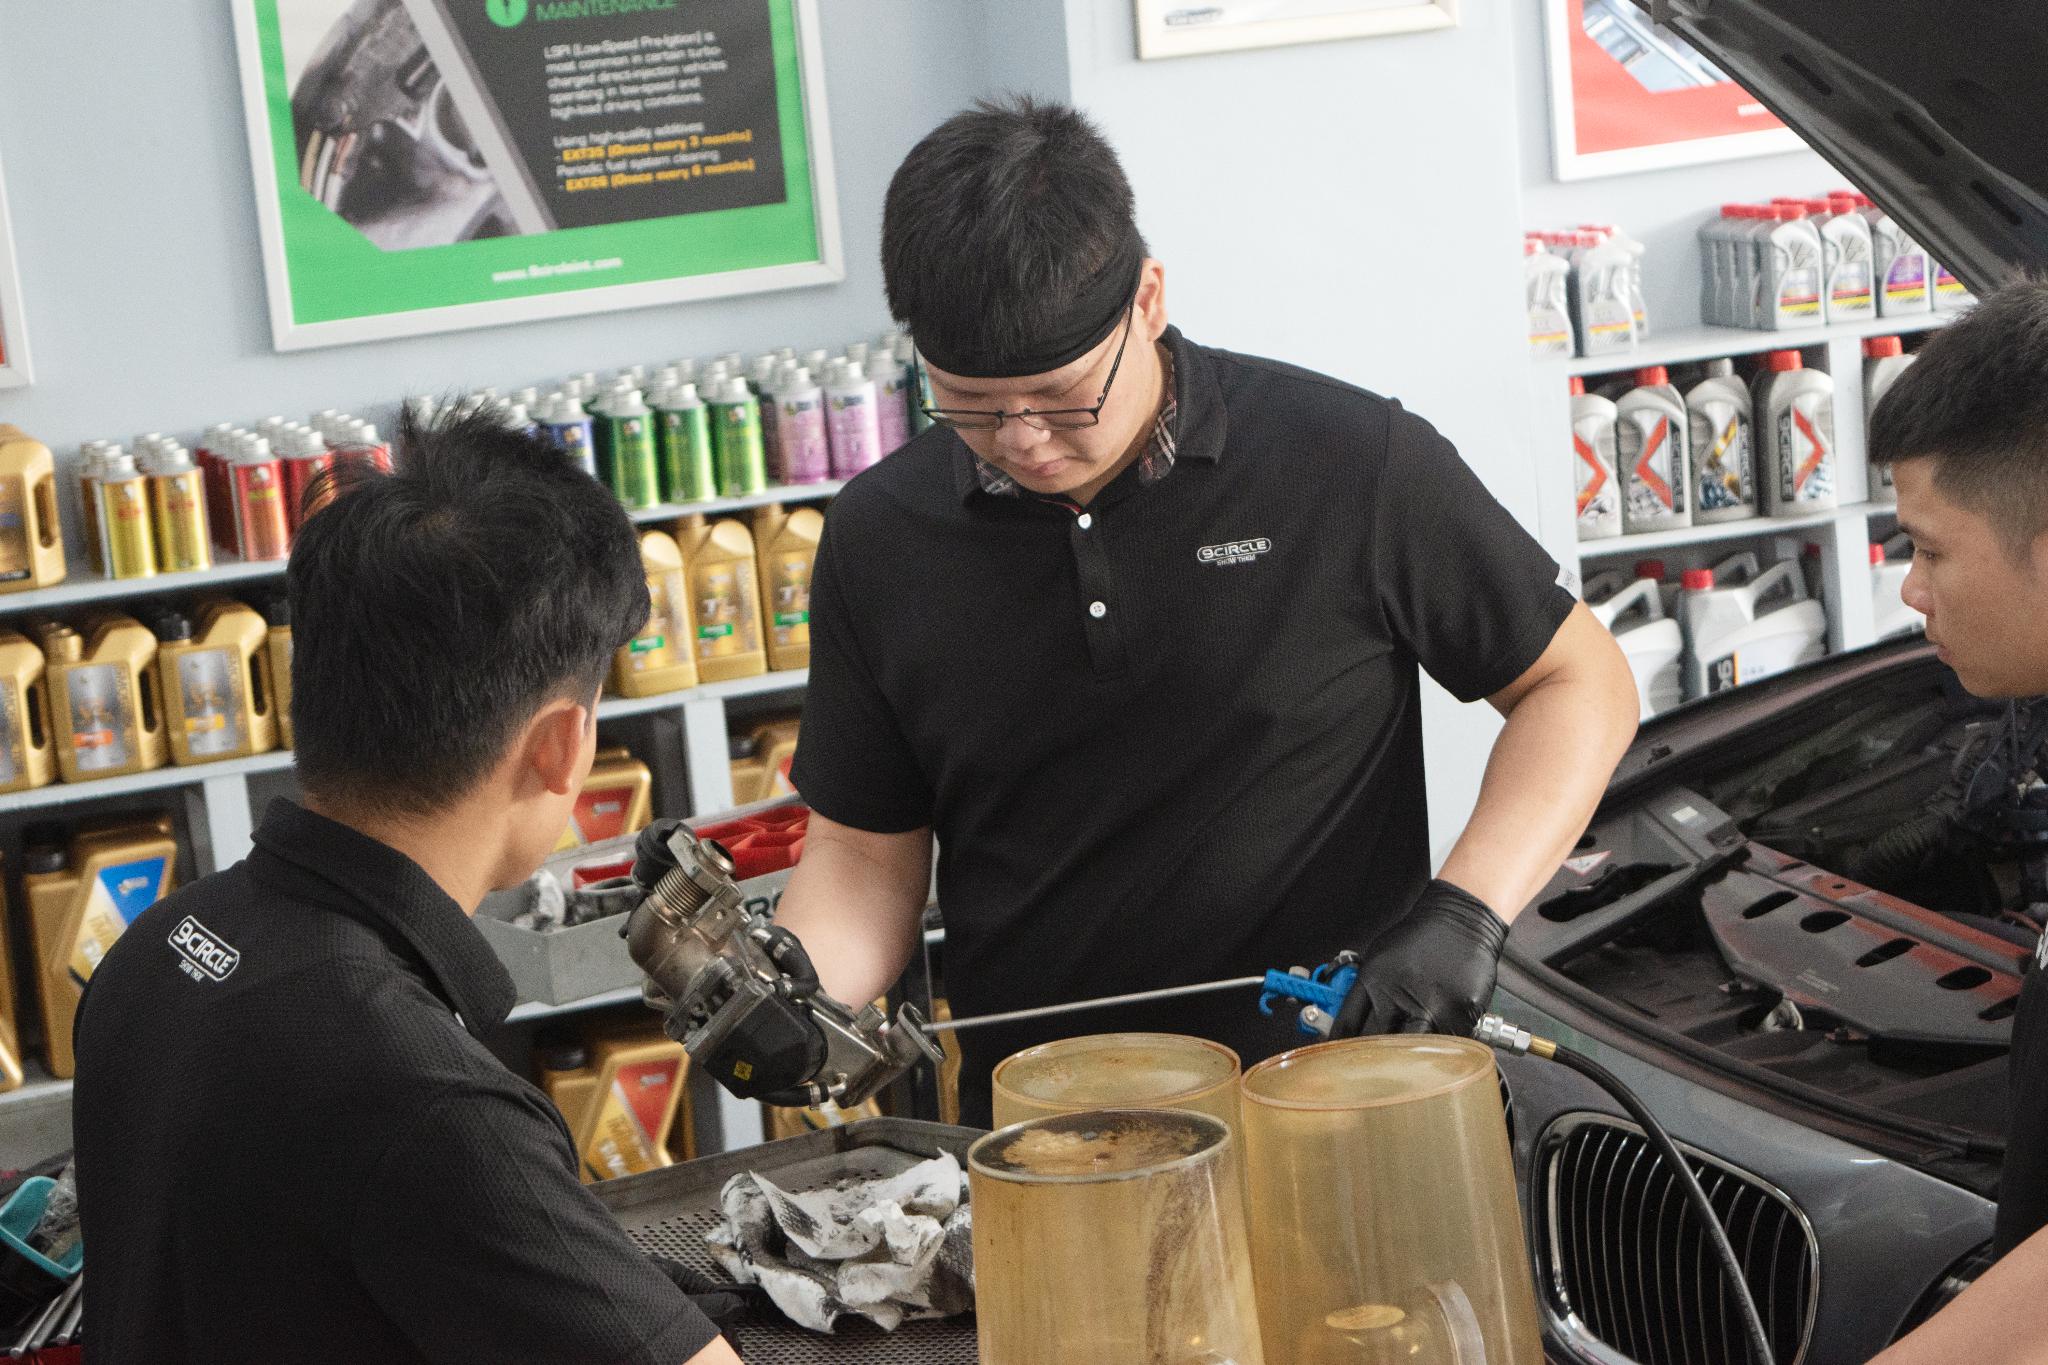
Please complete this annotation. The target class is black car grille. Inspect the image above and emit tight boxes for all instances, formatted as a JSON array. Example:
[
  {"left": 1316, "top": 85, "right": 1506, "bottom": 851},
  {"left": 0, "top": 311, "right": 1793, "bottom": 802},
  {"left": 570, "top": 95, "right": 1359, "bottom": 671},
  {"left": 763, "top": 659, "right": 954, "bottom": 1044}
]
[{"left": 1541, "top": 1115, "right": 1818, "bottom": 1365}]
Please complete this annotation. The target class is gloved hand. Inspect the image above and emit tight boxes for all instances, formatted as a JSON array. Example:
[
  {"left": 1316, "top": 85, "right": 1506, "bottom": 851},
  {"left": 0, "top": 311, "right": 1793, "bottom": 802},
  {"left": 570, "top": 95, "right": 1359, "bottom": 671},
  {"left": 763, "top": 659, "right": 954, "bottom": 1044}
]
[
  {"left": 650, "top": 1255, "right": 764, "bottom": 1331},
  {"left": 1334, "top": 879, "right": 1508, "bottom": 1039}
]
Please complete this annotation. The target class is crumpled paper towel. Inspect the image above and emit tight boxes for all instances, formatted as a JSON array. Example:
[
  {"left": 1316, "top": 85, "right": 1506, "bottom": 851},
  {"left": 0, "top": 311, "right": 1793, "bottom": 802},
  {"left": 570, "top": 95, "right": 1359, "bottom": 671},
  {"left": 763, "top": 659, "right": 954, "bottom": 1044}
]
[{"left": 705, "top": 1151, "right": 974, "bottom": 1332}]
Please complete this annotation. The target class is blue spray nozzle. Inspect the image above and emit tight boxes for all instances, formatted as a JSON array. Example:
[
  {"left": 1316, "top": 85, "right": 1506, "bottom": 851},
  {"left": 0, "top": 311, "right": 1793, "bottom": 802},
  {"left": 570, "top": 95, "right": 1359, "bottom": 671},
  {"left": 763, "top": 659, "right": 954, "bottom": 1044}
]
[{"left": 1258, "top": 961, "right": 1359, "bottom": 1039}]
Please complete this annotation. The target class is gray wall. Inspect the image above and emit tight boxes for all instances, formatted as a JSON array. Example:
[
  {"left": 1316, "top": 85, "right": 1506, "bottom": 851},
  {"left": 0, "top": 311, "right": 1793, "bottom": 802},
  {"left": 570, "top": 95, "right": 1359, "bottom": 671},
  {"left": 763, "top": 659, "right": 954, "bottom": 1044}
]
[{"left": 0, "top": 2, "right": 987, "bottom": 454}]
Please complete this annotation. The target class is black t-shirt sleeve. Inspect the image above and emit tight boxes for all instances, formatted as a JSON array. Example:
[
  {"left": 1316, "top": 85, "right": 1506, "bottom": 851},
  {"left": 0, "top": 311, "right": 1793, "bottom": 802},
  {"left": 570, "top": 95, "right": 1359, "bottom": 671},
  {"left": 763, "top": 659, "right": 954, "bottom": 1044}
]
[
  {"left": 788, "top": 515, "right": 936, "bottom": 832},
  {"left": 349, "top": 1084, "right": 722, "bottom": 1365},
  {"left": 1372, "top": 401, "right": 1576, "bottom": 703}
]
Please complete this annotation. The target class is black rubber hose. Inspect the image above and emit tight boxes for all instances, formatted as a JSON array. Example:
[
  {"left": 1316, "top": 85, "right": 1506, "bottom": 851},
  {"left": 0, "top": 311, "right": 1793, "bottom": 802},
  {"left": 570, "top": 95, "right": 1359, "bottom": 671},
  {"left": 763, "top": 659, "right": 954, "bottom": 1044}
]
[
  {"left": 1548, "top": 1043, "right": 1777, "bottom": 1365},
  {"left": 1847, "top": 809, "right": 1948, "bottom": 889}
]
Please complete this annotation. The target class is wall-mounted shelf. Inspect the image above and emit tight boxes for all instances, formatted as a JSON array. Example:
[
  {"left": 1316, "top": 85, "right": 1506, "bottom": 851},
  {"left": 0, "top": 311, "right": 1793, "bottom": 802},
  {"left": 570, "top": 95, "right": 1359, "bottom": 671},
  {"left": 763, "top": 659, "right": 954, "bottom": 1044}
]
[
  {"left": 1547, "top": 312, "right": 1950, "bottom": 379},
  {"left": 627, "top": 480, "right": 844, "bottom": 526},
  {"left": 1576, "top": 503, "right": 1881, "bottom": 559},
  {"left": 0, "top": 751, "right": 296, "bottom": 816},
  {"left": 0, "top": 559, "right": 288, "bottom": 615}
]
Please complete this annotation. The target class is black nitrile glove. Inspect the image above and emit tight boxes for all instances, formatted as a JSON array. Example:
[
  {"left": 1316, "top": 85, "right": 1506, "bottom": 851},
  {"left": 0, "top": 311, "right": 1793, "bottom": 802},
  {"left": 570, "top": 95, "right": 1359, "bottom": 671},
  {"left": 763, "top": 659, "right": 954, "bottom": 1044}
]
[
  {"left": 1334, "top": 879, "right": 1508, "bottom": 1040},
  {"left": 650, "top": 1255, "right": 765, "bottom": 1331}
]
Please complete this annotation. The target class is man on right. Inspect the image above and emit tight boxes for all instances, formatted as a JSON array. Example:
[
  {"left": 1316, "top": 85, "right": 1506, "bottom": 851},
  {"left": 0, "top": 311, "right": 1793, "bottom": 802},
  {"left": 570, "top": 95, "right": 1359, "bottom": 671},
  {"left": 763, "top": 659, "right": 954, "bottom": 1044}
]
[{"left": 1867, "top": 280, "right": 2048, "bottom": 1364}]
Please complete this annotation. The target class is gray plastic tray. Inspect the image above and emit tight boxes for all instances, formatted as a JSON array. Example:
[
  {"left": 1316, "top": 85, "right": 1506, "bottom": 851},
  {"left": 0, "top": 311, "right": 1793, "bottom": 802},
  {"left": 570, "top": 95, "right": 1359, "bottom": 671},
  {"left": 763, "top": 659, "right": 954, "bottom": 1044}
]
[{"left": 595, "top": 1117, "right": 983, "bottom": 1364}]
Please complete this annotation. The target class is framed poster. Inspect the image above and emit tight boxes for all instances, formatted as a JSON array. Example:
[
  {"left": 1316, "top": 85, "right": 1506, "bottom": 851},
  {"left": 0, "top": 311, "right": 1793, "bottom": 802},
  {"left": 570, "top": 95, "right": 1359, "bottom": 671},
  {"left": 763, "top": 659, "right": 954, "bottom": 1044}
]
[
  {"left": 1545, "top": 0, "right": 1804, "bottom": 181},
  {"left": 231, "top": 0, "right": 843, "bottom": 351},
  {"left": 0, "top": 146, "right": 31, "bottom": 390},
  {"left": 1135, "top": 0, "right": 1458, "bottom": 61}
]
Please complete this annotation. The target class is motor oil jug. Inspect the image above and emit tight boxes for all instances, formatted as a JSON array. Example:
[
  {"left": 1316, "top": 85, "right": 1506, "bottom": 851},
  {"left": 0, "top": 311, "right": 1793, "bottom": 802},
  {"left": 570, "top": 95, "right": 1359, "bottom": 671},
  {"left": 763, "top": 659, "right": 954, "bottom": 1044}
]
[
  {"left": 1569, "top": 378, "right": 1620, "bottom": 541},
  {"left": 1686, "top": 361, "right": 1755, "bottom": 525},
  {"left": 753, "top": 504, "right": 821, "bottom": 672},
  {"left": 1680, "top": 557, "right": 1827, "bottom": 699},
  {"left": 729, "top": 733, "right": 768, "bottom": 808},
  {"left": 1868, "top": 204, "right": 1933, "bottom": 316},
  {"left": 0, "top": 632, "right": 54, "bottom": 795},
  {"left": 1581, "top": 222, "right": 1649, "bottom": 339},
  {"left": 1821, "top": 194, "right": 1876, "bottom": 322},
  {"left": 1589, "top": 578, "right": 1684, "bottom": 719},
  {"left": 26, "top": 817, "right": 177, "bottom": 1077},
  {"left": 1933, "top": 258, "right": 1977, "bottom": 313},
  {"left": 1760, "top": 206, "right": 1825, "bottom": 331},
  {"left": 156, "top": 601, "right": 278, "bottom": 766},
  {"left": 572, "top": 1018, "right": 692, "bottom": 1182},
  {"left": 0, "top": 867, "right": 26, "bottom": 1092},
  {"left": 750, "top": 714, "right": 801, "bottom": 798},
  {"left": 46, "top": 618, "right": 168, "bottom": 782},
  {"left": 537, "top": 1030, "right": 598, "bottom": 1137},
  {"left": 609, "top": 530, "right": 699, "bottom": 697},
  {"left": 263, "top": 595, "right": 293, "bottom": 749},
  {"left": 1871, "top": 543, "right": 1923, "bottom": 640},
  {"left": 679, "top": 515, "right": 766, "bottom": 683},
  {"left": 555, "top": 746, "right": 652, "bottom": 851},
  {"left": 1567, "top": 231, "right": 1635, "bottom": 357},
  {"left": 1863, "top": 336, "right": 1915, "bottom": 506},
  {"left": 1617, "top": 367, "right": 1690, "bottom": 533},
  {"left": 1756, "top": 351, "right": 1836, "bottom": 516},
  {"left": 1526, "top": 241, "right": 1573, "bottom": 359},
  {"left": 0, "top": 428, "right": 64, "bottom": 593}
]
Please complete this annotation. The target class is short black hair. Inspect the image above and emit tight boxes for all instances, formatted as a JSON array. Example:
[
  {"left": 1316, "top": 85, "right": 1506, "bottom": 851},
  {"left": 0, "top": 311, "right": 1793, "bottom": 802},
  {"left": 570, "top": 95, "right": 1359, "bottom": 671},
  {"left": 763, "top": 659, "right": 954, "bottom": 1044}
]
[
  {"left": 1870, "top": 280, "right": 2048, "bottom": 555},
  {"left": 881, "top": 95, "right": 1144, "bottom": 369},
  {"left": 288, "top": 404, "right": 647, "bottom": 815}
]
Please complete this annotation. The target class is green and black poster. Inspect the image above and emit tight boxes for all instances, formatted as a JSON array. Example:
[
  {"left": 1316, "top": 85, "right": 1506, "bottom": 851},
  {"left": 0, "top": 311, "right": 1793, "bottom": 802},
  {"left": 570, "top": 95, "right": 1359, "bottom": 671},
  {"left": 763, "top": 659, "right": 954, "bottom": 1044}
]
[{"left": 232, "top": 0, "right": 840, "bottom": 349}]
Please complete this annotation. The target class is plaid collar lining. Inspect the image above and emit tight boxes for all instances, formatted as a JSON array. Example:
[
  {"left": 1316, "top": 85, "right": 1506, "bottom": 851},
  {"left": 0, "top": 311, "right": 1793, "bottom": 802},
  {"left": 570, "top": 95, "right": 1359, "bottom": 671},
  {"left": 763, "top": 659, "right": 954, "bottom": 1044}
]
[{"left": 973, "top": 345, "right": 1178, "bottom": 498}]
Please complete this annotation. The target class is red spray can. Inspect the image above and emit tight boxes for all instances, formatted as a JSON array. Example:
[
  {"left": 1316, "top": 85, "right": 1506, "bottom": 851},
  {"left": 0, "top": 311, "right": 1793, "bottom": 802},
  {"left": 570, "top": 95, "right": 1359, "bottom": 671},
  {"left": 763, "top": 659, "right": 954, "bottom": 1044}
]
[{"left": 231, "top": 436, "right": 291, "bottom": 562}]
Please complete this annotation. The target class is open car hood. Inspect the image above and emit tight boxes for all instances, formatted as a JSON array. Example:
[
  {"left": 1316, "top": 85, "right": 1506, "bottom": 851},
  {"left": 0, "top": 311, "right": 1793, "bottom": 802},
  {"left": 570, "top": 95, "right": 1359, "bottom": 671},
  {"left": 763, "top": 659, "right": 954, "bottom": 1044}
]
[{"left": 1653, "top": 0, "right": 2048, "bottom": 295}]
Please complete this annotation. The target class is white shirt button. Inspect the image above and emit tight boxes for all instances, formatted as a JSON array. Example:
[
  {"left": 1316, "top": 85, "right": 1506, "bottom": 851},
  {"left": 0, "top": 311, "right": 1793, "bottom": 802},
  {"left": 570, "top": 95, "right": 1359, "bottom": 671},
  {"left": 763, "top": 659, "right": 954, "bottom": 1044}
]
[
  {"left": 1076, "top": 513, "right": 1093, "bottom": 530},
  {"left": 1089, "top": 601, "right": 1107, "bottom": 619}
]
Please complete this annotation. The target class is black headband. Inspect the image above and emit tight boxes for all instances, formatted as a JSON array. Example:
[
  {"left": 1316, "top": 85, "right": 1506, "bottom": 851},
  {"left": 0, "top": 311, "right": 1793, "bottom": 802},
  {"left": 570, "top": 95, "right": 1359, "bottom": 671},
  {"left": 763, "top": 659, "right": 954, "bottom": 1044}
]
[{"left": 913, "top": 233, "right": 1144, "bottom": 380}]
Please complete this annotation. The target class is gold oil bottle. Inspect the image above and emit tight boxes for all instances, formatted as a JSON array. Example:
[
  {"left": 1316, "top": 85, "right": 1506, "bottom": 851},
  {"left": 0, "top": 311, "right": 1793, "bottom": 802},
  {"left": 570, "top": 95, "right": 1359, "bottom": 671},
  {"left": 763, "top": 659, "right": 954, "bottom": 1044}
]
[
  {"left": 750, "top": 712, "right": 801, "bottom": 799},
  {"left": 752, "top": 505, "right": 822, "bottom": 673},
  {"left": 0, "top": 864, "right": 25, "bottom": 1092},
  {"left": 728, "top": 732, "right": 768, "bottom": 808},
  {"left": 537, "top": 1030, "right": 599, "bottom": 1138},
  {"left": 676, "top": 514, "right": 765, "bottom": 683},
  {"left": 608, "top": 530, "right": 698, "bottom": 697},
  {"left": 555, "top": 746, "right": 653, "bottom": 851},
  {"left": 156, "top": 600, "right": 279, "bottom": 766},
  {"left": 146, "top": 443, "right": 212, "bottom": 574},
  {"left": 0, "top": 427, "right": 65, "bottom": 592},
  {"left": 0, "top": 631, "right": 54, "bottom": 795},
  {"left": 96, "top": 452, "right": 159, "bottom": 580},
  {"left": 26, "top": 816, "right": 178, "bottom": 1077},
  {"left": 263, "top": 595, "right": 293, "bottom": 749},
  {"left": 46, "top": 617, "right": 168, "bottom": 782}
]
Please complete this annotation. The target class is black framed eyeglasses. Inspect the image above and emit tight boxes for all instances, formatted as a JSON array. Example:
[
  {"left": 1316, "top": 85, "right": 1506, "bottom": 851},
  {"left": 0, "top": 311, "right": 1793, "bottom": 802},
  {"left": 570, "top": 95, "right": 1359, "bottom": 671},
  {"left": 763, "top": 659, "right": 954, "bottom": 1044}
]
[{"left": 919, "top": 296, "right": 1137, "bottom": 432}]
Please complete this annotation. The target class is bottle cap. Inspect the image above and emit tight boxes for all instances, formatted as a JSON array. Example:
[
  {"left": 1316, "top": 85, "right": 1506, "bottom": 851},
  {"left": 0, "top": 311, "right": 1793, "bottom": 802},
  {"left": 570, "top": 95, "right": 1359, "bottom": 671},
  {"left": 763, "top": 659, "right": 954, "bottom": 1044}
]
[
  {"left": 264, "top": 594, "right": 291, "bottom": 628},
  {"left": 1635, "top": 366, "right": 1670, "bottom": 386},
  {"left": 154, "top": 611, "right": 194, "bottom": 643},
  {"left": 534, "top": 1030, "right": 590, "bottom": 1073},
  {"left": 1870, "top": 542, "right": 1888, "bottom": 565},
  {"left": 1863, "top": 335, "right": 1905, "bottom": 358},
  {"left": 1569, "top": 376, "right": 1586, "bottom": 396},
  {"left": 1682, "top": 569, "right": 1715, "bottom": 590},
  {"left": 1721, "top": 203, "right": 1748, "bottom": 217},
  {"left": 1776, "top": 205, "right": 1807, "bottom": 220},
  {"left": 22, "top": 843, "right": 65, "bottom": 875},
  {"left": 1634, "top": 560, "right": 1666, "bottom": 580},
  {"left": 1763, "top": 351, "right": 1804, "bottom": 372}
]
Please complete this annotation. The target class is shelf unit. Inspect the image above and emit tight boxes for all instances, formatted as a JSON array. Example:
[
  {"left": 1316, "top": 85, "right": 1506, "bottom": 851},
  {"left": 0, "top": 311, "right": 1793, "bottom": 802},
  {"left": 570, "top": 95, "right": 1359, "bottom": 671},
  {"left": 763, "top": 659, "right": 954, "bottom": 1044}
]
[{"left": 1529, "top": 312, "right": 1950, "bottom": 662}]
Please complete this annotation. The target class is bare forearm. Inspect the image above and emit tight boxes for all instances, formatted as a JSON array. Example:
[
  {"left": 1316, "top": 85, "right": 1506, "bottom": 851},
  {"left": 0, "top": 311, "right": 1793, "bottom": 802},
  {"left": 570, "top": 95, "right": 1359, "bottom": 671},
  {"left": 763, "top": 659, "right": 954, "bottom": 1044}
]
[
  {"left": 772, "top": 818, "right": 932, "bottom": 1006},
  {"left": 1439, "top": 613, "right": 1638, "bottom": 921},
  {"left": 1871, "top": 1228, "right": 2048, "bottom": 1365}
]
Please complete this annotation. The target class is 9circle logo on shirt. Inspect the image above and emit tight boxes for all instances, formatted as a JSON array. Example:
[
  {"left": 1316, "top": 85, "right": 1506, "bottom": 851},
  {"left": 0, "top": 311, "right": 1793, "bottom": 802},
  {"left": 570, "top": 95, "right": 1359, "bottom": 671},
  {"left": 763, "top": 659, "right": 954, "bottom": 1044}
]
[{"left": 1197, "top": 537, "right": 1271, "bottom": 567}]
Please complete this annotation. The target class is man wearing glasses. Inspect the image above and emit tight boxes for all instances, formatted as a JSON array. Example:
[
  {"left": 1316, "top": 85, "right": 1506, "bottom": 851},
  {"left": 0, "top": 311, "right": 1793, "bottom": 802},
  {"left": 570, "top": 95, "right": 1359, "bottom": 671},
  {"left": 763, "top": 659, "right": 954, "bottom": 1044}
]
[{"left": 775, "top": 97, "right": 1639, "bottom": 1126}]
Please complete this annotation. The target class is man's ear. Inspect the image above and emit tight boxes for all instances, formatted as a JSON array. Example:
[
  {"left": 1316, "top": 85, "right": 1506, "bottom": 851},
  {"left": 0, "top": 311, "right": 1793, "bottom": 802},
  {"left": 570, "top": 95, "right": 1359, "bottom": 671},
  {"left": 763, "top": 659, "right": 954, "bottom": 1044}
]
[
  {"left": 521, "top": 697, "right": 591, "bottom": 797},
  {"left": 1137, "top": 257, "right": 1169, "bottom": 343}
]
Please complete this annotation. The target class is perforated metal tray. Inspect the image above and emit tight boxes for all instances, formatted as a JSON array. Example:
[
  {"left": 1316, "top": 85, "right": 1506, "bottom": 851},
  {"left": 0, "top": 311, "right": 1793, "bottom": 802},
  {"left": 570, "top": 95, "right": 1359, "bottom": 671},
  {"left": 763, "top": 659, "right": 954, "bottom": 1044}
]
[{"left": 595, "top": 1118, "right": 983, "bottom": 1364}]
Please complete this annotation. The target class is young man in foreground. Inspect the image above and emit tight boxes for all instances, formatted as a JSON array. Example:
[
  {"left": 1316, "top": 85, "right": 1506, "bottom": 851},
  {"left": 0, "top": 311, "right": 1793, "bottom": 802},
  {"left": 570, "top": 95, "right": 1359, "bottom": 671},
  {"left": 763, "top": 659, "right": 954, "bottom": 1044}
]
[{"left": 72, "top": 409, "right": 741, "bottom": 1363}]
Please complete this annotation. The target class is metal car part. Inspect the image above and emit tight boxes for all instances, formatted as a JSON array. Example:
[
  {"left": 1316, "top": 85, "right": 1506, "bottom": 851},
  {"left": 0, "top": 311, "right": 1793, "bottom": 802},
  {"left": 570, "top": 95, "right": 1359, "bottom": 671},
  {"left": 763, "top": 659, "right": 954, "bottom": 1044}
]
[{"left": 624, "top": 819, "right": 942, "bottom": 1110}]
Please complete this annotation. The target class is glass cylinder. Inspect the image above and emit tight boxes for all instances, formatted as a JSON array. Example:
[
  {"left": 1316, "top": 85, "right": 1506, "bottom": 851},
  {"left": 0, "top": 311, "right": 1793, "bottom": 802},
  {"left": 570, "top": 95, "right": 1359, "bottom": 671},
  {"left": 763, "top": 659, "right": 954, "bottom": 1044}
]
[
  {"left": 969, "top": 1109, "right": 1266, "bottom": 1365},
  {"left": 991, "top": 1032, "right": 1243, "bottom": 1139},
  {"left": 1241, "top": 1037, "right": 1542, "bottom": 1365}
]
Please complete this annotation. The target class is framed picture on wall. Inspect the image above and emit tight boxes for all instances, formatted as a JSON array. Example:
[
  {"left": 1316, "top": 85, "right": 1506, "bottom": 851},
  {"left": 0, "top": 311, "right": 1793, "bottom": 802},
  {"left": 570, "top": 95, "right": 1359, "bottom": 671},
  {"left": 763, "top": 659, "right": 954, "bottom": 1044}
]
[
  {"left": 1545, "top": 0, "right": 1805, "bottom": 180},
  {"left": 1135, "top": 0, "right": 1459, "bottom": 61},
  {"left": 0, "top": 146, "right": 32, "bottom": 390},
  {"left": 230, "top": 0, "right": 843, "bottom": 351}
]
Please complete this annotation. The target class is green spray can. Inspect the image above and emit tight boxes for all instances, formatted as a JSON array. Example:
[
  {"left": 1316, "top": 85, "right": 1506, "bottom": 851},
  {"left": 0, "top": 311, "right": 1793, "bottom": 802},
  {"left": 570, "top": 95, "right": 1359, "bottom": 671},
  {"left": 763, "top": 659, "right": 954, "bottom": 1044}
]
[
  {"left": 594, "top": 387, "right": 660, "bottom": 510},
  {"left": 710, "top": 379, "right": 768, "bottom": 497},
  {"left": 653, "top": 382, "right": 717, "bottom": 505}
]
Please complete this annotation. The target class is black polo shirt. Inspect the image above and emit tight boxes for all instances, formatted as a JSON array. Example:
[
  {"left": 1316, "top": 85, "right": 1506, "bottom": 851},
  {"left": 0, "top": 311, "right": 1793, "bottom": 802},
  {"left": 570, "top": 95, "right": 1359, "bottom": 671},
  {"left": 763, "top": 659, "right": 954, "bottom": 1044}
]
[
  {"left": 72, "top": 800, "right": 720, "bottom": 1364},
  {"left": 791, "top": 327, "right": 1575, "bottom": 1126}
]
